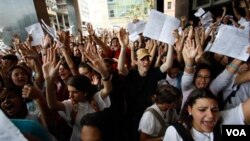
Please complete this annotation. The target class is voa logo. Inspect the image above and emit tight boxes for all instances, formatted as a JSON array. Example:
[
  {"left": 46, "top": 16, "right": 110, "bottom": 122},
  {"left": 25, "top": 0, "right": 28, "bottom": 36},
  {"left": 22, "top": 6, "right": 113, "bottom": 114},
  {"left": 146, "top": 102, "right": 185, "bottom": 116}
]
[{"left": 226, "top": 129, "right": 246, "bottom": 136}]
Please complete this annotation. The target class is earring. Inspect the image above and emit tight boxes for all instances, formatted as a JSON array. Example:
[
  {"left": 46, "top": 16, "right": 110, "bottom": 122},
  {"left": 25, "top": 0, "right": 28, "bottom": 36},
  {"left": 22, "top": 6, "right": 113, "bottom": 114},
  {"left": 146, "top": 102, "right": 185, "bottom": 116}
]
[{"left": 189, "top": 113, "right": 192, "bottom": 116}]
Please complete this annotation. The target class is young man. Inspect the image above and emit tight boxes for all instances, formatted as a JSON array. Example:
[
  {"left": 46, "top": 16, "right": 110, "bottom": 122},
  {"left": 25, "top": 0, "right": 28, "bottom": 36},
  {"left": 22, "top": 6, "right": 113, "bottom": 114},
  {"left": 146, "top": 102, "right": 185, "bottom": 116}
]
[{"left": 117, "top": 28, "right": 174, "bottom": 141}]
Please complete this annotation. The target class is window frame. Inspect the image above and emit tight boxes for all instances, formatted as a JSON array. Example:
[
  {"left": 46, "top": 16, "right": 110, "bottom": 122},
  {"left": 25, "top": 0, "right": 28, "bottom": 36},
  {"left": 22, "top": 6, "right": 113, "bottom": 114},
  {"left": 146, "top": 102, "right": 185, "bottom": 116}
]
[
  {"left": 109, "top": 9, "right": 115, "bottom": 17},
  {"left": 167, "top": 1, "right": 172, "bottom": 9},
  {"left": 192, "top": 0, "right": 231, "bottom": 10}
]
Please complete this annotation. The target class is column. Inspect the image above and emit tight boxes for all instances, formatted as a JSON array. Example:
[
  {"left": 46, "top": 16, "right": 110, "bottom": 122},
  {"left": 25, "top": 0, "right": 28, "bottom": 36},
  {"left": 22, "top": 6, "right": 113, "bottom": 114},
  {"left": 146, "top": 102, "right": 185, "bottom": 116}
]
[{"left": 62, "top": 15, "right": 66, "bottom": 30}]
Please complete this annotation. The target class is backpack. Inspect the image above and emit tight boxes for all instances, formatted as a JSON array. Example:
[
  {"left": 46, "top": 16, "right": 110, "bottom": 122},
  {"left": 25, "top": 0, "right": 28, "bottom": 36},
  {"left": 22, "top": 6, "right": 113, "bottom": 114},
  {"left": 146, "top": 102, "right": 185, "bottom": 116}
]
[
  {"left": 171, "top": 122, "right": 194, "bottom": 141},
  {"left": 145, "top": 107, "right": 167, "bottom": 137}
]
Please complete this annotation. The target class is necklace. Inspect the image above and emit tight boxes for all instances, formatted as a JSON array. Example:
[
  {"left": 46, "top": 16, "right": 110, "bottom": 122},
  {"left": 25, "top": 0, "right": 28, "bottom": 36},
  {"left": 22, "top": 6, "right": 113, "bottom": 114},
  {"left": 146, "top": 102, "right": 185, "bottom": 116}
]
[{"left": 201, "top": 132, "right": 211, "bottom": 140}]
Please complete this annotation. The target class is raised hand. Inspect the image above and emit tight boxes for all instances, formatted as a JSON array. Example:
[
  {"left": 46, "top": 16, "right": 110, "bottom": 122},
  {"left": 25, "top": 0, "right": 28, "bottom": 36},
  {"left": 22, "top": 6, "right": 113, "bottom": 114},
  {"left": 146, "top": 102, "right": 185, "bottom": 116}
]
[
  {"left": 42, "top": 47, "right": 61, "bottom": 80},
  {"left": 187, "top": 26, "right": 194, "bottom": 40},
  {"left": 87, "top": 23, "right": 95, "bottom": 35},
  {"left": 183, "top": 39, "right": 198, "bottom": 60},
  {"left": 84, "top": 45, "right": 109, "bottom": 79},
  {"left": 42, "top": 34, "right": 52, "bottom": 48},
  {"left": 56, "top": 30, "right": 70, "bottom": 51},
  {"left": 146, "top": 39, "right": 154, "bottom": 52},
  {"left": 181, "top": 16, "right": 186, "bottom": 22},
  {"left": 174, "top": 28, "right": 188, "bottom": 53},
  {"left": 18, "top": 43, "right": 39, "bottom": 57},
  {"left": 91, "top": 74, "right": 101, "bottom": 85},
  {"left": 172, "top": 29, "right": 180, "bottom": 44},
  {"left": 22, "top": 84, "right": 42, "bottom": 100},
  {"left": 117, "top": 28, "right": 129, "bottom": 47},
  {"left": 12, "top": 34, "right": 21, "bottom": 46}
]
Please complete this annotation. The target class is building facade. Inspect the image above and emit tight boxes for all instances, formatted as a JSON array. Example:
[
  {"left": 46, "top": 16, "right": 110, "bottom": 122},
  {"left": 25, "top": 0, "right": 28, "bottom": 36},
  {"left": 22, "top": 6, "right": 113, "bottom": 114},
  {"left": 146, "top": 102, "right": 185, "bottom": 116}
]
[
  {"left": 46, "top": 0, "right": 69, "bottom": 30},
  {"left": 164, "top": 0, "right": 175, "bottom": 16},
  {"left": 107, "top": 0, "right": 156, "bottom": 27},
  {"left": 46, "top": 0, "right": 178, "bottom": 30}
]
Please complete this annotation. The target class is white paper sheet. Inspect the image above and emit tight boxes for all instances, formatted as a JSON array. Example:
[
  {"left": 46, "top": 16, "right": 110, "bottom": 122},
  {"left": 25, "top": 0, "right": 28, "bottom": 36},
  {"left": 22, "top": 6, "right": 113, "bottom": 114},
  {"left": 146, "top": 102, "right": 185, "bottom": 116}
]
[
  {"left": 209, "top": 24, "right": 250, "bottom": 61},
  {"left": 129, "top": 32, "right": 140, "bottom": 42},
  {"left": 135, "top": 21, "right": 147, "bottom": 34},
  {"left": 194, "top": 8, "right": 205, "bottom": 17},
  {"left": 143, "top": 9, "right": 180, "bottom": 45},
  {"left": 25, "top": 23, "right": 44, "bottom": 46},
  {"left": 127, "top": 22, "right": 136, "bottom": 34},
  {"left": 127, "top": 20, "right": 146, "bottom": 35},
  {"left": 0, "top": 110, "right": 27, "bottom": 141},
  {"left": 200, "top": 11, "right": 213, "bottom": 26},
  {"left": 127, "top": 20, "right": 146, "bottom": 42}
]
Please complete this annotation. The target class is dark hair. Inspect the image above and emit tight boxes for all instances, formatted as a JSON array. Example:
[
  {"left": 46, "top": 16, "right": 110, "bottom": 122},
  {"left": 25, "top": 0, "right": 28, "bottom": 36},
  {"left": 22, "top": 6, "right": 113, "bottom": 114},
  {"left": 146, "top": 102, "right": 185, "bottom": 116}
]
[
  {"left": 0, "top": 87, "right": 28, "bottom": 118},
  {"left": 8, "top": 64, "right": 32, "bottom": 88},
  {"left": 78, "top": 61, "right": 93, "bottom": 71},
  {"left": 155, "top": 84, "right": 182, "bottom": 104},
  {"left": 103, "top": 58, "right": 115, "bottom": 65},
  {"left": 179, "top": 88, "right": 219, "bottom": 136},
  {"left": 171, "top": 59, "right": 182, "bottom": 69},
  {"left": 60, "top": 58, "right": 70, "bottom": 70},
  {"left": 193, "top": 63, "right": 214, "bottom": 86},
  {"left": 66, "top": 75, "right": 97, "bottom": 101},
  {"left": 2, "top": 54, "right": 18, "bottom": 62},
  {"left": 196, "top": 52, "right": 214, "bottom": 66},
  {"left": 80, "top": 112, "right": 108, "bottom": 141},
  {"left": 110, "top": 37, "right": 118, "bottom": 47}
]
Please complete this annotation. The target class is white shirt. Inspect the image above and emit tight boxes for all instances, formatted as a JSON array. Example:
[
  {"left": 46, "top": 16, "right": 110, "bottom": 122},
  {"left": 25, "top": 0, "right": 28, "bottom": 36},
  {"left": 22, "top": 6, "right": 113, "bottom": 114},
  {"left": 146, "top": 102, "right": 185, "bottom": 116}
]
[
  {"left": 138, "top": 104, "right": 178, "bottom": 137},
  {"left": 58, "top": 91, "right": 111, "bottom": 141},
  {"left": 166, "top": 74, "right": 178, "bottom": 88},
  {"left": 163, "top": 104, "right": 244, "bottom": 141}
]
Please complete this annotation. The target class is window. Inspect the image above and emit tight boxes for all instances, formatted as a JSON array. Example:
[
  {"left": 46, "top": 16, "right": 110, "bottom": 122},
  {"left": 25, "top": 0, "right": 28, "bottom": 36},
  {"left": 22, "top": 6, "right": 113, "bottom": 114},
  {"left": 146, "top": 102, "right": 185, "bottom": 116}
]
[
  {"left": 167, "top": 2, "right": 172, "bottom": 9},
  {"left": 109, "top": 10, "right": 114, "bottom": 17},
  {"left": 144, "top": 7, "right": 148, "bottom": 15},
  {"left": 193, "top": 0, "right": 230, "bottom": 10}
]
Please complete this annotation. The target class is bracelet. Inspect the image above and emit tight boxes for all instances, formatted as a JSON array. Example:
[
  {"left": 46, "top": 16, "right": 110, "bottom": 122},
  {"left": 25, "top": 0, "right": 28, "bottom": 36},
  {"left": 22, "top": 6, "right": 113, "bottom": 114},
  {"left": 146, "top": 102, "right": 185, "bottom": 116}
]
[
  {"left": 227, "top": 63, "right": 239, "bottom": 71},
  {"left": 185, "top": 64, "right": 194, "bottom": 68},
  {"left": 102, "top": 75, "right": 111, "bottom": 81}
]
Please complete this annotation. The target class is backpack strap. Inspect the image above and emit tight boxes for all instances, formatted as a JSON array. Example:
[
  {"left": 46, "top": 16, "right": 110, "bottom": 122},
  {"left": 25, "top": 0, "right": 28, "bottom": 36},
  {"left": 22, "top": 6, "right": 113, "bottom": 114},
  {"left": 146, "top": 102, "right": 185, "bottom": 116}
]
[
  {"left": 171, "top": 123, "right": 194, "bottom": 141},
  {"left": 172, "top": 122, "right": 221, "bottom": 141},
  {"left": 145, "top": 107, "right": 166, "bottom": 137},
  {"left": 220, "top": 85, "right": 240, "bottom": 109},
  {"left": 213, "top": 124, "right": 222, "bottom": 141}
]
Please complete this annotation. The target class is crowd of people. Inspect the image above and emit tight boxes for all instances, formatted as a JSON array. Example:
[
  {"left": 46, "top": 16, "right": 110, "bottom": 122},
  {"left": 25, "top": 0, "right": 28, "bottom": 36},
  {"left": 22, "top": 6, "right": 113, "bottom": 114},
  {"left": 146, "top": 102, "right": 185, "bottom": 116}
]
[{"left": 0, "top": 0, "right": 250, "bottom": 141}]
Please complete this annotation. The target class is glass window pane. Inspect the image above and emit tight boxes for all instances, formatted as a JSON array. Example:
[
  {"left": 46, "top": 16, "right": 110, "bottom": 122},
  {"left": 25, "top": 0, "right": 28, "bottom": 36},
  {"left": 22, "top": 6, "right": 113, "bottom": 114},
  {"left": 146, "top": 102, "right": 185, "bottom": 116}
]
[{"left": 167, "top": 2, "right": 171, "bottom": 9}]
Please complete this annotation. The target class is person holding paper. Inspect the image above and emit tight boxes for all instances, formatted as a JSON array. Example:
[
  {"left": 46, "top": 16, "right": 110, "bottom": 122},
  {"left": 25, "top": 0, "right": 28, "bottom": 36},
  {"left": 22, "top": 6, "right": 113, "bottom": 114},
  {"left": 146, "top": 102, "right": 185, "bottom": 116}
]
[
  {"left": 212, "top": 48, "right": 250, "bottom": 110},
  {"left": 232, "top": 0, "right": 250, "bottom": 28},
  {"left": 180, "top": 26, "right": 242, "bottom": 110}
]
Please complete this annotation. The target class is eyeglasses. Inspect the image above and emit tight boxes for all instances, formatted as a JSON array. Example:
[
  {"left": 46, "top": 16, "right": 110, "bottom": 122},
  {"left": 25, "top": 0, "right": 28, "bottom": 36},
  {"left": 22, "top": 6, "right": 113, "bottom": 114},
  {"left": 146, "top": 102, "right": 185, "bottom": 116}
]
[{"left": 196, "top": 75, "right": 210, "bottom": 79}]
